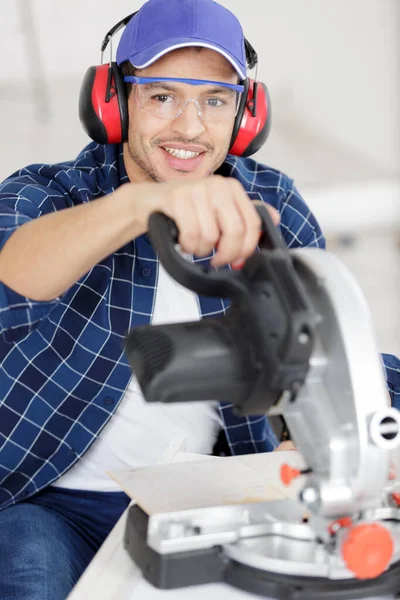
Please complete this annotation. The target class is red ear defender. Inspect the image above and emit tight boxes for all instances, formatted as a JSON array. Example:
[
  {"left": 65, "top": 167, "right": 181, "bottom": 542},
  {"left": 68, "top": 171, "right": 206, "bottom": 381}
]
[
  {"left": 229, "top": 78, "right": 272, "bottom": 158},
  {"left": 79, "top": 63, "right": 129, "bottom": 145}
]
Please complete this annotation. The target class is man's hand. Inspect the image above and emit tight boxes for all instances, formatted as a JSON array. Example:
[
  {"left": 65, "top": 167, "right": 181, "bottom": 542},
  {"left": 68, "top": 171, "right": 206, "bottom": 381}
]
[
  {"left": 130, "top": 176, "right": 280, "bottom": 267},
  {"left": 274, "top": 440, "right": 297, "bottom": 452}
]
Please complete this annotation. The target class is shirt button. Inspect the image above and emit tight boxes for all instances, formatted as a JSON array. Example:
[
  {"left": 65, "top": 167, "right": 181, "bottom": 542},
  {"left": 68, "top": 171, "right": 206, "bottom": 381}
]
[
  {"left": 104, "top": 396, "right": 115, "bottom": 406},
  {"left": 140, "top": 267, "right": 152, "bottom": 277}
]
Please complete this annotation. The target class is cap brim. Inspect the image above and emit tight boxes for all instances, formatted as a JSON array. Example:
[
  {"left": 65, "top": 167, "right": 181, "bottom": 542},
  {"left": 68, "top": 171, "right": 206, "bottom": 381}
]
[{"left": 126, "top": 38, "right": 246, "bottom": 81}]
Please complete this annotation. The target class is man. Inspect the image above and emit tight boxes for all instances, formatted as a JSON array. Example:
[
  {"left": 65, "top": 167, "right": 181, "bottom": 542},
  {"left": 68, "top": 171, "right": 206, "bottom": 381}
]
[{"left": 0, "top": 0, "right": 399, "bottom": 598}]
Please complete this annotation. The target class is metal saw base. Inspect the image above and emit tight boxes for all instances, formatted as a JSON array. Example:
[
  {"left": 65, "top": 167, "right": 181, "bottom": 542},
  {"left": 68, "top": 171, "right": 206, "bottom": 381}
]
[{"left": 124, "top": 504, "right": 400, "bottom": 599}]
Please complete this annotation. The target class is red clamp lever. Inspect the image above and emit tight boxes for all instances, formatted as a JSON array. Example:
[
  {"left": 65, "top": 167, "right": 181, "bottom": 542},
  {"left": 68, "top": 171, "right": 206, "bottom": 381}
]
[{"left": 280, "top": 463, "right": 311, "bottom": 486}]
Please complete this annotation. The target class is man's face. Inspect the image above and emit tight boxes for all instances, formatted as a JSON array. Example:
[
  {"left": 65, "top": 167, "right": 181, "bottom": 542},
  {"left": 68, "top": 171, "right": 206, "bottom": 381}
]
[{"left": 123, "top": 48, "right": 239, "bottom": 182}]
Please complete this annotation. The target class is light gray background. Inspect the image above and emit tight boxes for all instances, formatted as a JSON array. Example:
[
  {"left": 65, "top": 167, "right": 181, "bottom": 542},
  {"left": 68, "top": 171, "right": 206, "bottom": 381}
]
[{"left": 1, "top": 0, "right": 399, "bottom": 353}]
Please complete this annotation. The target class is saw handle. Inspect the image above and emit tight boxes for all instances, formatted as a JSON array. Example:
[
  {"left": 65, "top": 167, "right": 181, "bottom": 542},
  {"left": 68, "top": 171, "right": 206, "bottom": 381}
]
[
  {"left": 147, "top": 203, "right": 285, "bottom": 297},
  {"left": 150, "top": 201, "right": 284, "bottom": 249}
]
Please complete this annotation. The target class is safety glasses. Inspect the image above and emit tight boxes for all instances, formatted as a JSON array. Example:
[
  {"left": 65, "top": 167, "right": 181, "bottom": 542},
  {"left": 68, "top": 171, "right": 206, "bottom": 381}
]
[{"left": 123, "top": 76, "right": 244, "bottom": 123}]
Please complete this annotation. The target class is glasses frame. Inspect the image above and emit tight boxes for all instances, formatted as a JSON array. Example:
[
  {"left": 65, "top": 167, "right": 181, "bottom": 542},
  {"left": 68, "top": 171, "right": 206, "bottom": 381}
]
[{"left": 123, "top": 76, "right": 244, "bottom": 93}]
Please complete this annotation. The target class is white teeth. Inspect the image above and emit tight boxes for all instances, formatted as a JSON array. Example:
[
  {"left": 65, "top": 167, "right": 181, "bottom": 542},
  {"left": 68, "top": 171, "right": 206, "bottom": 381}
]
[{"left": 163, "top": 148, "right": 201, "bottom": 159}]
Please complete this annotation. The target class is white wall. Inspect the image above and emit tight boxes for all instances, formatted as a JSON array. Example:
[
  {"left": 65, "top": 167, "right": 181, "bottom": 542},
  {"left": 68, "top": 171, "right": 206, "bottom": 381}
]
[{"left": 1, "top": 0, "right": 399, "bottom": 182}]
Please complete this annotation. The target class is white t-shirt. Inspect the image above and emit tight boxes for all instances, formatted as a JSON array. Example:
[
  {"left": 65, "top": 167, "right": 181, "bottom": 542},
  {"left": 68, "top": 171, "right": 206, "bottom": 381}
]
[{"left": 53, "top": 258, "right": 222, "bottom": 492}]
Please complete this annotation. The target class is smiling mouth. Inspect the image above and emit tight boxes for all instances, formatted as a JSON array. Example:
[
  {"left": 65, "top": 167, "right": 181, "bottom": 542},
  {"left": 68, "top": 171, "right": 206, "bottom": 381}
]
[{"left": 162, "top": 147, "right": 204, "bottom": 160}]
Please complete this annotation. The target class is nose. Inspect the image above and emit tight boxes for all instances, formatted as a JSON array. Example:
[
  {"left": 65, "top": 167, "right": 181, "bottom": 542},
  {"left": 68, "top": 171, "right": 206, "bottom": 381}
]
[{"left": 170, "top": 99, "right": 206, "bottom": 139}]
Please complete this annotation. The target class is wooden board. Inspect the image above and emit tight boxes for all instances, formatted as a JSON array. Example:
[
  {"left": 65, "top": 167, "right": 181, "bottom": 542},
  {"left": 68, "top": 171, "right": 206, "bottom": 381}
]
[{"left": 108, "top": 450, "right": 306, "bottom": 515}]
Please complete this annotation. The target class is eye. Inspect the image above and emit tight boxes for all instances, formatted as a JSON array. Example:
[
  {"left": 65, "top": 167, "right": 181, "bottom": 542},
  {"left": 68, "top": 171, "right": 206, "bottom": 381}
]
[
  {"left": 151, "top": 94, "right": 174, "bottom": 104},
  {"left": 204, "top": 97, "right": 225, "bottom": 108}
]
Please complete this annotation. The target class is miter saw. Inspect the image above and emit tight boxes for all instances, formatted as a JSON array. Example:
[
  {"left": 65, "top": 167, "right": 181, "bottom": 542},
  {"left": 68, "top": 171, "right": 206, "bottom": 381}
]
[{"left": 123, "top": 204, "right": 400, "bottom": 599}]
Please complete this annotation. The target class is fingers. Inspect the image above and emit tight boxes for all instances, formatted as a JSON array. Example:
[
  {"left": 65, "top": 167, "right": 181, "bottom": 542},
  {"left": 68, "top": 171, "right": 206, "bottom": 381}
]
[
  {"left": 274, "top": 440, "right": 297, "bottom": 452},
  {"left": 210, "top": 179, "right": 248, "bottom": 267},
  {"left": 171, "top": 183, "right": 220, "bottom": 257},
  {"left": 190, "top": 186, "right": 221, "bottom": 257},
  {"left": 160, "top": 176, "right": 280, "bottom": 265},
  {"left": 213, "top": 179, "right": 261, "bottom": 267},
  {"left": 169, "top": 194, "right": 201, "bottom": 255}
]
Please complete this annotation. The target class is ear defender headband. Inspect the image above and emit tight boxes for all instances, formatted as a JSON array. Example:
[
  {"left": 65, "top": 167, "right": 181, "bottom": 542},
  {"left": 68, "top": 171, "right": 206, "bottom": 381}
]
[{"left": 79, "top": 11, "right": 271, "bottom": 157}]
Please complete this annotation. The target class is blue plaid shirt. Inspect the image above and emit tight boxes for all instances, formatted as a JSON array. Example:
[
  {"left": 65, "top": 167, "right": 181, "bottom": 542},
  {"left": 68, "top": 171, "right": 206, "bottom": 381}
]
[{"left": 0, "top": 142, "right": 399, "bottom": 510}]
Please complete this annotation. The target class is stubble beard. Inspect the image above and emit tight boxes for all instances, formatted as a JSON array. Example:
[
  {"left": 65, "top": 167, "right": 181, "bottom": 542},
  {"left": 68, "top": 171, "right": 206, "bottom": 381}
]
[
  {"left": 126, "top": 134, "right": 230, "bottom": 182},
  {"left": 126, "top": 137, "right": 162, "bottom": 182}
]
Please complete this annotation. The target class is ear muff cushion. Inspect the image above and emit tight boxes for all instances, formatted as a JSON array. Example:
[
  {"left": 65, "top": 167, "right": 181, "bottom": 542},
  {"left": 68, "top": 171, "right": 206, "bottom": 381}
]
[
  {"left": 79, "top": 66, "right": 109, "bottom": 144},
  {"left": 229, "top": 80, "right": 271, "bottom": 158},
  {"left": 241, "top": 83, "right": 272, "bottom": 158},
  {"left": 229, "top": 78, "right": 250, "bottom": 151},
  {"left": 111, "top": 63, "right": 129, "bottom": 142}
]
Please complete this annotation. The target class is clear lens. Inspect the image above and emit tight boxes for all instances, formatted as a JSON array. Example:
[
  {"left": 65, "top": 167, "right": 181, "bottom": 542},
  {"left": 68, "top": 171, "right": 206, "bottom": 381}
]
[{"left": 133, "top": 83, "right": 241, "bottom": 123}]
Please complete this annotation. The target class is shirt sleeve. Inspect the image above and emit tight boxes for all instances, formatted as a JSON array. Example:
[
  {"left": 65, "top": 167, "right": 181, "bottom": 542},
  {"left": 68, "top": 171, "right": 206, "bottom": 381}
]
[
  {"left": 0, "top": 185, "right": 67, "bottom": 343},
  {"left": 382, "top": 354, "right": 400, "bottom": 408},
  {"left": 279, "top": 179, "right": 326, "bottom": 249}
]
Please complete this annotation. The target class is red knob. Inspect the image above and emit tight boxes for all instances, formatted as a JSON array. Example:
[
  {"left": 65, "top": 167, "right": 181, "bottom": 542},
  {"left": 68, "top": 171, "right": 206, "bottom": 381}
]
[{"left": 341, "top": 523, "right": 394, "bottom": 579}]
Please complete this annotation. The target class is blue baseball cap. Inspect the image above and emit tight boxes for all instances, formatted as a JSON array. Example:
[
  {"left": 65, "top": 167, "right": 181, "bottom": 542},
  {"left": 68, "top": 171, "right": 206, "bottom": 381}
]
[{"left": 116, "top": 0, "right": 247, "bottom": 81}]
